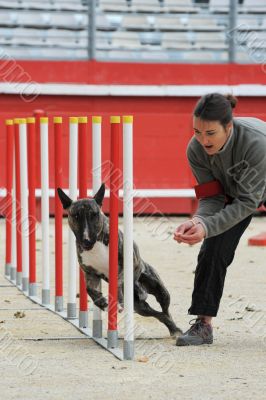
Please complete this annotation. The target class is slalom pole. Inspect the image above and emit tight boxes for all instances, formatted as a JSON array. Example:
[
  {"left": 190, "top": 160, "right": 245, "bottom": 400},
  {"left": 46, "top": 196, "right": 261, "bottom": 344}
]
[
  {"left": 92, "top": 116, "right": 102, "bottom": 338},
  {"left": 14, "top": 119, "right": 22, "bottom": 285},
  {"left": 5, "top": 120, "right": 14, "bottom": 277},
  {"left": 19, "top": 118, "right": 30, "bottom": 292},
  {"left": 123, "top": 116, "right": 134, "bottom": 360},
  {"left": 54, "top": 117, "right": 64, "bottom": 312},
  {"left": 108, "top": 116, "right": 121, "bottom": 349},
  {"left": 67, "top": 117, "right": 78, "bottom": 319},
  {"left": 40, "top": 117, "right": 50, "bottom": 305},
  {"left": 78, "top": 116, "right": 88, "bottom": 328},
  {"left": 27, "top": 117, "right": 37, "bottom": 297},
  {"left": 11, "top": 126, "right": 17, "bottom": 283}
]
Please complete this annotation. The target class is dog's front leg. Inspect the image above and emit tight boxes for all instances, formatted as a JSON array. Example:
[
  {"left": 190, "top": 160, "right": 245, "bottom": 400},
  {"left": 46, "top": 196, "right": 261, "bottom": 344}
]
[
  {"left": 84, "top": 270, "right": 108, "bottom": 311},
  {"left": 117, "top": 274, "right": 124, "bottom": 313}
]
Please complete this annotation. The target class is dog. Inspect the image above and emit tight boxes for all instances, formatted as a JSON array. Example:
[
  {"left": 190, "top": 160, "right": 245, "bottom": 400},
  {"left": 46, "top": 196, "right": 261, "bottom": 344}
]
[{"left": 57, "top": 184, "right": 181, "bottom": 336}]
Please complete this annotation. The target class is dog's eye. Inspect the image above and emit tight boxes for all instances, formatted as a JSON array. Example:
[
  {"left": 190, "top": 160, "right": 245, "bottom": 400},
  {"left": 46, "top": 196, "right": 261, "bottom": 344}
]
[
  {"left": 73, "top": 214, "right": 79, "bottom": 220},
  {"left": 90, "top": 212, "right": 97, "bottom": 218}
]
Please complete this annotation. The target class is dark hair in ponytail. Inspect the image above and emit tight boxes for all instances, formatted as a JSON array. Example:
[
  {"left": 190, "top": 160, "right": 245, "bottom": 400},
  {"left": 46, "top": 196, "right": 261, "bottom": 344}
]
[{"left": 193, "top": 93, "right": 238, "bottom": 128}]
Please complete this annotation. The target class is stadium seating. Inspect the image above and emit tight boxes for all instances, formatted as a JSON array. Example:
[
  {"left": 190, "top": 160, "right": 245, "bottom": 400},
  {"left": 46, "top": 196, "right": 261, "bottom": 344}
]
[
  {"left": 111, "top": 31, "right": 141, "bottom": 49},
  {"left": 209, "top": 0, "right": 230, "bottom": 13},
  {"left": 129, "top": 0, "right": 163, "bottom": 13},
  {"left": 99, "top": 0, "right": 130, "bottom": 13},
  {"left": 243, "top": 0, "right": 266, "bottom": 13},
  {"left": 163, "top": 0, "right": 198, "bottom": 13},
  {"left": 0, "top": 0, "right": 265, "bottom": 62},
  {"left": 162, "top": 31, "right": 190, "bottom": 47}
]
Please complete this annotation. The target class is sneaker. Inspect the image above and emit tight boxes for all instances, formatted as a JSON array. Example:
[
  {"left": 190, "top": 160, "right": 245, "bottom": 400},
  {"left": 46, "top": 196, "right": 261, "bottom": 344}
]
[{"left": 176, "top": 318, "right": 213, "bottom": 346}]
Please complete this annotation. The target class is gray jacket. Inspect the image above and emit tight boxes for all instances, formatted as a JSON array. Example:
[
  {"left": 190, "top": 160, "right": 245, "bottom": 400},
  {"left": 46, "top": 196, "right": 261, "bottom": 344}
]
[{"left": 187, "top": 117, "right": 266, "bottom": 238}]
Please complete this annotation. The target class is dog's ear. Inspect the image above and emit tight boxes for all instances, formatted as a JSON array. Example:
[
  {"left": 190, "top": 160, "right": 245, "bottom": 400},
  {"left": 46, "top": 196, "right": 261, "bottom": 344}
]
[
  {"left": 57, "top": 188, "right": 72, "bottom": 210},
  {"left": 94, "top": 183, "right": 105, "bottom": 207}
]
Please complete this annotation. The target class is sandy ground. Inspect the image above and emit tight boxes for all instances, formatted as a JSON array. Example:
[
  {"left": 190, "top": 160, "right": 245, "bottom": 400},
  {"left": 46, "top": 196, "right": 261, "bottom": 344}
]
[{"left": 0, "top": 215, "right": 265, "bottom": 400}]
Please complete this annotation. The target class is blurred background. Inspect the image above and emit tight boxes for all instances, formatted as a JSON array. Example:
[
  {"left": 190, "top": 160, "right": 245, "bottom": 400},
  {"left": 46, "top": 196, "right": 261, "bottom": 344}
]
[
  {"left": 0, "top": 0, "right": 265, "bottom": 62},
  {"left": 0, "top": 0, "right": 265, "bottom": 215}
]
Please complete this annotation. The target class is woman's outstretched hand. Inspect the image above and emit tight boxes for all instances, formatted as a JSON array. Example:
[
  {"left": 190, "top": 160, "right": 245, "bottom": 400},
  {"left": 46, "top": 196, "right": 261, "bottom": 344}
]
[{"left": 173, "top": 220, "right": 206, "bottom": 245}]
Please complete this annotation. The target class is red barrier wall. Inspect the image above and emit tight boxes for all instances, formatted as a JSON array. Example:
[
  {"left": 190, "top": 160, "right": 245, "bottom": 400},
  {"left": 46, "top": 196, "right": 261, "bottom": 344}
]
[
  {"left": 0, "top": 60, "right": 265, "bottom": 84},
  {"left": 0, "top": 61, "right": 265, "bottom": 213}
]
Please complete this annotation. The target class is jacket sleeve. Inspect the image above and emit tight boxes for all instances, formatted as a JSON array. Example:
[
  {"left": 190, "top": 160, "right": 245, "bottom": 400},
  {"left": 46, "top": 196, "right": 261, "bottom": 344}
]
[
  {"left": 190, "top": 138, "right": 266, "bottom": 238},
  {"left": 187, "top": 145, "right": 226, "bottom": 230}
]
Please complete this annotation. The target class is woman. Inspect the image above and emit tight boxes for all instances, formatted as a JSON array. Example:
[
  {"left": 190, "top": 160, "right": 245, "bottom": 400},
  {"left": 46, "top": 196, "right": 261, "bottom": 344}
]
[{"left": 174, "top": 93, "right": 266, "bottom": 346}]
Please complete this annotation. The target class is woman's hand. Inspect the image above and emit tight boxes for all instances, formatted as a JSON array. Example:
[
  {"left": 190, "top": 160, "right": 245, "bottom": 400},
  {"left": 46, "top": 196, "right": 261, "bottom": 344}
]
[{"left": 173, "top": 220, "right": 206, "bottom": 245}]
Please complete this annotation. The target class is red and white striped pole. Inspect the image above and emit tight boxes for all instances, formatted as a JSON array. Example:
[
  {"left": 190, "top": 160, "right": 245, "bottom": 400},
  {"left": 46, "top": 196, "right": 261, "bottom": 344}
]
[
  {"left": 78, "top": 116, "right": 89, "bottom": 328},
  {"left": 33, "top": 109, "right": 46, "bottom": 203},
  {"left": 14, "top": 119, "right": 22, "bottom": 285},
  {"left": 40, "top": 117, "right": 50, "bottom": 305},
  {"left": 54, "top": 117, "right": 64, "bottom": 312},
  {"left": 108, "top": 116, "right": 121, "bottom": 349},
  {"left": 27, "top": 117, "right": 37, "bottom": 297},
  {"left": 11, "top": 126, "right": 17, "bottom": 284},
  {"left": 5, "top": 120, "right": 14, "bottom": 277},
  {"left": 19, "top": 118, "right": 30, "bottom": 292},
  {"left": 92, "top": 116, "right": 103, "bottom": 338},
  {"left": 67, "top": 117, "right": 79, "bottom": 319},
  {"left": 123, "top": 116, "right": 134, "bottom": 360}
]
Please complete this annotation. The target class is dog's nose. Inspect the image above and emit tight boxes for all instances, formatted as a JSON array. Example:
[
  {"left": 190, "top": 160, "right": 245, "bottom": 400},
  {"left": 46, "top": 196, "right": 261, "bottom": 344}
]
[
  {"left": 83, "top": 230, "right": 90, "bottom": 241},
  {"left": 82, "top": 239, "right": 94, "bottom": 251}
]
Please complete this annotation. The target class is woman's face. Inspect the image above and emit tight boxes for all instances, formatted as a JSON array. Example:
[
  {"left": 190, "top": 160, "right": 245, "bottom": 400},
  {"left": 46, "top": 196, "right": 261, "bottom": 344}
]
[{"left": 193, "top": 117, "right": 233, "bottom": 155}]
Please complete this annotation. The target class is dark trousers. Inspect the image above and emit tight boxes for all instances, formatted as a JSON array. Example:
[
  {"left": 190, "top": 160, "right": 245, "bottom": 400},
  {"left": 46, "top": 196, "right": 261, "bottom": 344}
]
[{"left": 188, "top": 214, "right": 253, "bottom": 317}]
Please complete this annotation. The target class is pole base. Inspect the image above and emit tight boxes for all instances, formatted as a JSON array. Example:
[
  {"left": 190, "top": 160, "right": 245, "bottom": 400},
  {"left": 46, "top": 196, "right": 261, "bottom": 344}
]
[
  {"left": 79, "top": 310, "right": 88, "bottom": 328},
  {"left": 93, "top": 319, "right": 102, "bottom": 338},
  {"left": 29, "top": 283, "right": 37, "bottom": 297},
  {"left": 123, "top": 340, "right": 134, "bottom": 360},
  {"left": 55, "top": 296, "right": 64, "bottom": 312},
  {"left": 42, "top": 289, "right": 50, "bottom": 305},
  {"left": 107, "top": 330, "right": 118, "bottom": 349},
  {"left": 11, "top": 268, "right": 18, "bottom": 282},
  {"left": 67, "top": 303, "right": 76, "bottom": 319},
  {"left": 5, "top": 263, "right": 11, "bottom": 277},
  {"left": 22, "top": 277, "right": 29, "bottom": 292}
]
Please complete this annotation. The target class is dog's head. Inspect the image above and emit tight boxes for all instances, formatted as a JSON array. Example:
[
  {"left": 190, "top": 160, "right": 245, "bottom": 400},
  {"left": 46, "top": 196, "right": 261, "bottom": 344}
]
[{"left": 57, "top": 183, "right": 105, "bottom": 251}]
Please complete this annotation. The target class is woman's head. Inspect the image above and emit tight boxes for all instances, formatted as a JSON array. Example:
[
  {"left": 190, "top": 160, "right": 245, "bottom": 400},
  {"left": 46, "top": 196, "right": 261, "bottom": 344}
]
[{"left": 193, "top": 93, "right": 237, "bottom": 155}]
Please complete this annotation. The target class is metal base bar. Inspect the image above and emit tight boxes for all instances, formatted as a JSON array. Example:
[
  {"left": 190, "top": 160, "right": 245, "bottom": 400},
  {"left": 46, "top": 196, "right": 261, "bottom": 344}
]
[
  {"left": 79, "top": 310, "right": 88, "bottom": 328},
  {"left": 107, "top": 330, "right": 118, "bottom": 349},
  {"left": 5, "top": 275, "right": 124, "bottom": 360},
  {"left": 71, "top": 319, "right": 122, "bottom": 360},
  {"left": 42, "top": 289, "right": 50, "bottom": 305},
  {"left": 6, "top": 278, "right": 123, "bottom": 361},
  {"left": 93, "top": 319, "right": 102, "bottom": 338},
  {"left": 67, "top": 303, "right": 76, "bottom": 319},
  {"left": 29, "top": 283, "right": 37, "bottom": 297},
  {"left": 22, "top": 277, "right": 29, "bottom": 292},
  {"left": 55, "top": 296, "right": 63, "bottom": 312},
  {"left": 123, "top": 340, "right": 135, "bottom": 360},
  {"left": 5, "top": 263, "right": 11, "bottom": 277}
]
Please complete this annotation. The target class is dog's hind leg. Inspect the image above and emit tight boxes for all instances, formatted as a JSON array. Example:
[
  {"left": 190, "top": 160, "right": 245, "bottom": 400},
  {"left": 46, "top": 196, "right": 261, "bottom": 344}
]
[
  {"left": 84, "top": 270, "right": 108, "bottom": 311},
  {"left": 134, "top": 293, "right": 179, "bottom": 336},
  {"left": 139, "top": 264, "right": 170, "bottom": 313},
  {"left": 138, "top": 264, "right": 182, "bottom": 335}
]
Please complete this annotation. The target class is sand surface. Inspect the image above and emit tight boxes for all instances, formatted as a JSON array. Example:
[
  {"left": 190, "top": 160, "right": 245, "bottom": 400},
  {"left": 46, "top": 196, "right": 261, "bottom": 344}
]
[{"left": 0, "top": 216, "right": 265, "bottom": 400}]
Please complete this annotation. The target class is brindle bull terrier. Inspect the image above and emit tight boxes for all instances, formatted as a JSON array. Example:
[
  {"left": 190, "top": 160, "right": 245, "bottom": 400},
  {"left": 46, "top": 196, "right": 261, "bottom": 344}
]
[{"left": 57, "top": 184, "right": 181, "bottom": 336}]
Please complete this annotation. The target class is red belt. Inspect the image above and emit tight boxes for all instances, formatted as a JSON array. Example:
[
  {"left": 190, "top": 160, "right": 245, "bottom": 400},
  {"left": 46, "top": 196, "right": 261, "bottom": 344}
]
[
  {"left": 194, "top": 180, "right": 224, "bottom": 199},
  {"left": 194, "top": 180, "right": 233, "bottom": 204}
]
